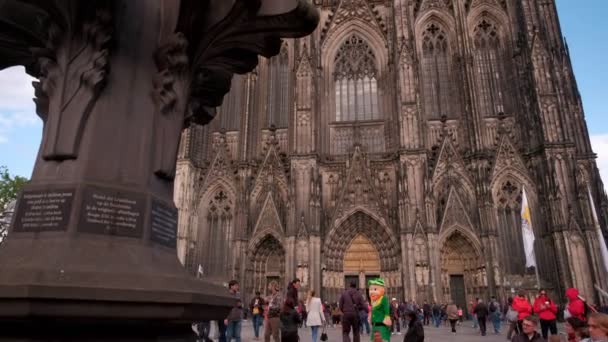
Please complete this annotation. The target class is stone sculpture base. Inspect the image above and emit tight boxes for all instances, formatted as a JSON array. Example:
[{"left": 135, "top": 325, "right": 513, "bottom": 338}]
[{"left": 0, "top": 183, "right": 231, "bottom": 340}]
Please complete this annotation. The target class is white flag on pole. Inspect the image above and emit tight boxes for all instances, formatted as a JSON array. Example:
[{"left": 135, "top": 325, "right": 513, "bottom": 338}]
[
  {"left": 588, "top": 187, "right": 608, "bottom": 274},
  {"left": 521, "top": 187, "right": 537, "bottom": 268}
]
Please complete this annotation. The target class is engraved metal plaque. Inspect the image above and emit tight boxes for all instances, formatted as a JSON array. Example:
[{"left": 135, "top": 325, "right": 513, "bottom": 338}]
[
  {"left": 78, "top": 186, "right": 145, "bottom": 238},
  {"left": 150, "top": 199, "right": 178, "bottom": 248},
  {"left": 12, "top": 189, "right": 75, "bottom": 232}
]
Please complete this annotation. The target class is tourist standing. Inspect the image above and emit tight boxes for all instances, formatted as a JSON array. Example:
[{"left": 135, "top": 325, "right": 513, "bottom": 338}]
[
  {"left": 339, "top": 281, "right": 366, "bottom": 342},
  {"left": 432, "top": 302, "right": 441, "bottom": 328},
  {"left": 533, "top": 289, "right": 558, "bottom": 339},
  {"left": 470, "top": 299, "right": 479, "bottom": 329},
  {"left": 306, "top": 290, "right": 325, "bottom": 342},
  {"left": 265, "top": 280, "right": 282, "bottom": 342},
  {"left": 391, "top": 298, "right": 402, "bottom": 335},
  {"left": 566, "top": 288, "right": 587, "bottom": 321},
  {"left": 280, "top": 298, "right": 301, "bottom": 342},
  {"left": 287, "top": 278, "right": 301, "bottom": 306},
  {"left": 447, "top": 301, "right": 459, "bottom": 335},
  {"left": 250, "top": 291, "right": 265, "bottom": 340},
  {"left": 474, "top": 298, "right": 489, "bottom": 336},
  {"left": 506, "top": 297, "right": 520, "bottom": 339},
  {"left": 323, "top": 301, "right": 332, "bottom": 328},
  {"left": 588, "top": 313, "right": 608, "bottom": 342},
  {"left": 403, "top": 311, "right": 425, "bottom": 342},
  {"left": 510, "top": 316, "right": 545, "bottom": 342},
  {"left": 423, "top": 301, "right": 431, "bottom": 326},
  {"left": 489, "top": 296, "right": 502, "bottom": 334},
  {"left": 513, "top": 291, "right": 533, "bottom": 332},
  {"left": 225, "top": 280, "right": 243, "bottom": 342},
  {"left": 359, "top": 297, "right": 371, "bottom": 335}
]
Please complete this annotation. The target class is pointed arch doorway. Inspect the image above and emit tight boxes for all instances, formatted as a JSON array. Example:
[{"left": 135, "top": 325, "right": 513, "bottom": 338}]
[
  {"left": 440, "top": 229, "right": 486, "bottom": 316},
  {"left": 343, "top": 234, "right": 381, "bottom": 297},
  {"left": 323, "top": 211, "right": 401, "bottom": 301}
]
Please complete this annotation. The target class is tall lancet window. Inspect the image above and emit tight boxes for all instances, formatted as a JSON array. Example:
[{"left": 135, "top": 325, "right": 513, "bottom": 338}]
[
  {"left": 334, "top": 34, "right": 379, "bottom": 122},
  {"left": 421, "top": 23, "right": 450, "bottom": 119},
  {"left": 268, "top": 45, "right": 290, "bottom": 128},
  {"left": 203, "top": 189, "right": 234, "bottom": 277},
  {"left": 473, "top": 19, "right": 505, "bottom": 116}
]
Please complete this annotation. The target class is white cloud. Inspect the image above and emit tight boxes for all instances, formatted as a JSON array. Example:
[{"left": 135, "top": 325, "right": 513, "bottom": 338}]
[
  {"left": 0, "top": 67, "right": 38, "bottom": 144},
  {"left": 591, "top": 134, "right": 608, "bottom": 188}
]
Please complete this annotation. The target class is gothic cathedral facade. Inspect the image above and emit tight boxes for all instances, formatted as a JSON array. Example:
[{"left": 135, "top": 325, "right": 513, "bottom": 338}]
[{"left": 174, "top": 0, "right": 608, "bottom": 307}]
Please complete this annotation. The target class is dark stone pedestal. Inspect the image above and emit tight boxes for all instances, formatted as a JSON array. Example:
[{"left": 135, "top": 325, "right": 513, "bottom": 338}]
[
  {"left": 0, "top": 0, "right": 318, "bottom": 338},
  {"left": 0, "top": 185, "right": 231, "bottom": 341}
]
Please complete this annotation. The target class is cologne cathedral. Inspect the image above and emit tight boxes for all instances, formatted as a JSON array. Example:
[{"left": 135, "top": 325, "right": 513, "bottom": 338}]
[{"left": 173, "top": 0, "right": 608, "bottom": 310}]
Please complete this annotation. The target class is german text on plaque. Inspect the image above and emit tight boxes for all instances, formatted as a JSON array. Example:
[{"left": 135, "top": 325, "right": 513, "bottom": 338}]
[
  {"left": 13, "top": 189, "right": 75, "bottom": 232},
  {"left": 79, "top": 186, "right": 144, "bottom": 237}
]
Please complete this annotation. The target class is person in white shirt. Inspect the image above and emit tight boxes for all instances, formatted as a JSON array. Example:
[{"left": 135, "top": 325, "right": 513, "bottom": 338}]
[{"left": 306, "top": 290, "right": 326, "bottom": 342}]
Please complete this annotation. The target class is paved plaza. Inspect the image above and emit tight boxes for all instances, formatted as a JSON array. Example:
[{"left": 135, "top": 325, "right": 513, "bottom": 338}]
[{"left": 228, "top": 320, "right": 527, "bottom": 342}]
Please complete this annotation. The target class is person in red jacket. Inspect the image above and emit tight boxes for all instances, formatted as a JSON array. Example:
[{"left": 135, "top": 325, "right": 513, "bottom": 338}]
[
  {"left": 512, "top": 291, "right": 533, "bottom": 333},
  {"left": 533, "top": 289, "right": 558, "bottom": 339},
  {"left": 566, "top": 288, "right": 586, "bottom": 321}
]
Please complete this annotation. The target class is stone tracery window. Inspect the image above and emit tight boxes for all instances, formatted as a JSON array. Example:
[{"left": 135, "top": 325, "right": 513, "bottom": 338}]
[
  {"left": 495, "top": 180, "right": 526, "bottom": 275},
  {"left": 268, "top": 45, "right": 290, "bottom": 128},
  {"left": 421, "top": 23, "right": 451, "bottom": 119},
  {"left": 203, "top": 189, "right": 234, "bottom": 277},
  {"left": 473, "top": 19, "right": 505, "bottom": 116},
  {"left": 334, "top": 34, "right": 379, "bottom": 122}
]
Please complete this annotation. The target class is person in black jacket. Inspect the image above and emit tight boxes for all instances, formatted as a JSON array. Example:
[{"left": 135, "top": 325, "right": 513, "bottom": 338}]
[
  {"left": 403, "top": 311, "right": 425, "bottom": 342},
  {"left": 474, "top": 299, "right": 490, "bottom": 336},
  {"left": 280, "top": 298, "right": 301, "bottom": 342},
  {"left": 339, "top": 281, "right": 366, "bottom": 342}
]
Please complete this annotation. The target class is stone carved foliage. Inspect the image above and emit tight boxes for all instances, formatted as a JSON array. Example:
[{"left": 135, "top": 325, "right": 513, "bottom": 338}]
[
  {"left": 331, "top": 146, "right": 388, "bottom": 224},
  {"left": 414, "top": 0, "right": 453, "bottom": 17},
  {"left": 492, "top": 136, "right": 527, "bottom": 179},
  {"left": 465, "top": 0, "right": 508, "bottom": 12},
  {"left": 174, "top": 0, "right": 319, "bottom": 126},
  {"left": 319, "top": 0, "right": 387, "bottom": 45},
  {"left": 439, "top": 187, "right": 474, "bottom": 233},
  {"left": 22, "top": 1, "right": 113, "bottom": 161}
]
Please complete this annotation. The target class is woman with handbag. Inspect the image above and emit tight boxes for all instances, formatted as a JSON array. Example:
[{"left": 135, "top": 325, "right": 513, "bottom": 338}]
[{"left": 305, "top": 290, "right": 325, "bottom": 342}]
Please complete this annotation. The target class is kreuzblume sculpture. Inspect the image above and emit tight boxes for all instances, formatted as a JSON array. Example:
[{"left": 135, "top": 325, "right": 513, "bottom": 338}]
[{"left": 0, "top": 0, "right": 318, "bottom": 339}]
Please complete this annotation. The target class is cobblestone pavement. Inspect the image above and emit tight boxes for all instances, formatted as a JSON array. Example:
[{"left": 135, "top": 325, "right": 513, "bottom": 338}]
[{"left": 231, "top": 320, "right": 524, "bottom": 342}]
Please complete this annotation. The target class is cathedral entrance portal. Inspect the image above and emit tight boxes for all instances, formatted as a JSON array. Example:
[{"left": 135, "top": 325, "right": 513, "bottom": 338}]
[
  {"left": 323, "top": 211, "right": 401, "bottom": 301},
  {"left": 344, "top": 234, "right": 380, "bottom": 299},
  {"left": 246, "top": 235, "right": 286, "bottom": 297},
  {"left": 440, "top": 229, "right": 485, "bottom": 312}
]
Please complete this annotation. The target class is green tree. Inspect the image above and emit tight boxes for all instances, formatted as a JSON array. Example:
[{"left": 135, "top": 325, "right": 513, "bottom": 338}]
[{"left": 0, "top": 166, "right": 28, "bottom": 211}]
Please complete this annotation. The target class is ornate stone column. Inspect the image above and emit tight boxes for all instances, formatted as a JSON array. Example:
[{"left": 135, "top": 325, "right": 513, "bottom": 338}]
[{"left": 0, "top": 0, "right": 318, "bottom": 338}]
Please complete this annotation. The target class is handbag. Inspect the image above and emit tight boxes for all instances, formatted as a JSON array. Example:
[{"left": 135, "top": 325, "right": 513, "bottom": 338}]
[{"left": 320, "top": 323, "right": 328, "bottom": 341}]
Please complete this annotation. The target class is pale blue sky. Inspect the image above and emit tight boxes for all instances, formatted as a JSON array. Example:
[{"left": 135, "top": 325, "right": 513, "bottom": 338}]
[{"left": 0, "top": 0, "right": 607, "bottom": 181}]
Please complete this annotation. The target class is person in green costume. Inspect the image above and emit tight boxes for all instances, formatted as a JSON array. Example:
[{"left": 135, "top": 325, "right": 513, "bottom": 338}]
[{"left": 368, "top": 278, "right": 392, "bottom": 341}]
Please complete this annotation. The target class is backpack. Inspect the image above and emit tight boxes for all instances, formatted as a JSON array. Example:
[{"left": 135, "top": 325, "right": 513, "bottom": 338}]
[
  {"left": 506, "top": 307, "right": 519, "bottom": 322},
  {"left": 489, "top": 301, "right": 498, "bottom": 313}
]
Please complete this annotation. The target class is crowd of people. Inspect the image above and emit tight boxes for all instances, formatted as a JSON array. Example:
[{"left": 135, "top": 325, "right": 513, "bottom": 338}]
[{"left": 194, "top": 281, "right": 608, "bottom": 342}]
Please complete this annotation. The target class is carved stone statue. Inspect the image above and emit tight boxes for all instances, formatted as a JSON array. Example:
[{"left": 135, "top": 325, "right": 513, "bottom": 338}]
[{"left": 0, "top": 0, "right": 318, "bottom": 338}]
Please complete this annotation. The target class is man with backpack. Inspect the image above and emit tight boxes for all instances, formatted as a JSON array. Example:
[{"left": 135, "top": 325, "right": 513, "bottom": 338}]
[
  {"left": 339, "top": 281, "right": 366, "bottom": 342},
  {"left": 489, "top": 296, "right": 502, "bottom": 334}
]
